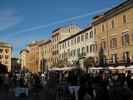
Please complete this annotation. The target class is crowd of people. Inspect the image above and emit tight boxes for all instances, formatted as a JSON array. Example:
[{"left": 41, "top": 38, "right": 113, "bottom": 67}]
[
  {"left": 0, "top": 69, "right": 133, "bottom": 100},
  {"left": 48, "top": 69, "right": 133, "bottom": 100},
  {"left": 0, "top": 72, "right": 43, "bottom": 97},
  {"left": 78, "top": 70, "right": 133, "bottom": 100}
]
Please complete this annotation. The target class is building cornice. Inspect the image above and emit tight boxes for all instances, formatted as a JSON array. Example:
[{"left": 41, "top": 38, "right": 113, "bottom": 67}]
[
  {"left": 38, "top": 39, "right": 51, "bottom": 46},
  {"left": 92, "top": 0, "right": 133, "bottom": 26},
  {"left": 59, "top": 26, "right": 92, "bottom": 44},
  {"left": 19, "top": 49, "right": 29, "bottom": 54},
  {"left": 28, "top": 41, "right": 38, "bottom": 47},
  {"left": 0, "top": 42, "right": 12, "bottom": 48},
  {"left": 52, "top": 32, "right": 60, "bottom": 37}
]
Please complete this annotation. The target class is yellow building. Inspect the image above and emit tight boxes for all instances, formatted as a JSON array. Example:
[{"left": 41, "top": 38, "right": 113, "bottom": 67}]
[
  {"left": 38, "top": 39, "right": 52, "bottom": 72},
  {"left": 27, "top": 41, "right": 40, "bottom": 73},
  {"left": 51, "top": 29, "right": 60, "bottom": 66},
  {"left": 0, "top": 42, "right": 12, "bottom": 72},
  {"left": 92, "top": 0, "right": 133, "bottom": 65},
  {"left": 19, "top": 48, "right": 29, "bottom": 70}
]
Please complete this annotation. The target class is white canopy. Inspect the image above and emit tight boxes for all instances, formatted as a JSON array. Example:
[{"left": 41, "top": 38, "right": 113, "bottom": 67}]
[
  {"left": 107, "top": 66, "right": 115, "bottom": 70},
  {"left": 126, "top": 65, "right": 133, "bottom": 69},
  {"left": 89, "top": 67, "right": 103, "bottom": 70},
  {"left": 115, "top": 66, "right": 126, "bottom": 70},
  {"left": 48, "top": 67, "right": 77, "bottom": 71}
]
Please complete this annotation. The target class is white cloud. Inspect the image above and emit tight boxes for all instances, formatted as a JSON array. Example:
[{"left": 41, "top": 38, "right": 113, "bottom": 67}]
[{"left": 0, "top": 8, "right": 23, "bottom": 31}]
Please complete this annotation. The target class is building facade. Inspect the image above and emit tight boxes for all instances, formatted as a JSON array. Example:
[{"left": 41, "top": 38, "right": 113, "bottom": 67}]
[
  {"left": 51, "top": 29, "right": 60, "bottom": 66},
  {"left": 51, "top": 25, "right": 80, "bottom": 66},
  {"left": 92, "top": 0, "right": 133, "bottom": 65},
  {"left": 59, "top": 25, "right": 81, "bottom": 41},
  {"left": 59, "top": 26, "right": 97, "bottom": 68},
  {"left": 11, "top": 58, "right": 20, "bottom": 72},
  {"left": 0, "top": 42, "right": 12, "bottom": 72},
  {"left": 38, "top": 39, "right": 52, "bottom": 72},
  {"left": 19, "top": 49, "right": 29, "bottom": 70},
  {"left": 27, "top": 41, "right": 40, "bottom": 73}
]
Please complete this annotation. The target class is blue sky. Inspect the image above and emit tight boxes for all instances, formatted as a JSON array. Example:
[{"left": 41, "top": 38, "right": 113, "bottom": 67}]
[{"left": 0, "top": 0, "right": 122, "bottom": 57}]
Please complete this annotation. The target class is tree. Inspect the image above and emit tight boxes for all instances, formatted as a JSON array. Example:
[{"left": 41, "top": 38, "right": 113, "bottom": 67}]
[
  {"left": 57, "top": 60, "right": 65, "bottom": 68},
  {"left": 99, "top": 47, "right": 106, "bottom": 67},
  {"left": 40, "top": 58, "right": 47, "bottom": 73},
  {"left": 84, "top": 57, "right": 95, "bottom": 72}
]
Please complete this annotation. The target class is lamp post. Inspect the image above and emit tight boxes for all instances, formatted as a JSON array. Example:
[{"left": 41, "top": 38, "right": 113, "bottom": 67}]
[{"left": 17, "top": 59, "right": 21, "bottom": 73}]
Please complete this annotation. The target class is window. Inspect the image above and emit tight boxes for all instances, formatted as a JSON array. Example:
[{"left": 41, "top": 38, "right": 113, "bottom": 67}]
[
  {"left": 81, "top": 34, "right": 84, "bottom": 41},
  {"left": 77, "top": 36, "right": 80, "bottom": 43},
  {"left": 71, "top": 39, "right": 73, "bottom": 45},
  {"left": 0, "top": 49, "right": 3, "bottom": 53},
  {"left": 72, "top": 50, "right": 74, "bottom": 56},
  {"left": 101, "top": 40, "right": 106, "bottom": 49},
  {"left": 90, "top": 45, "right": 93, "bottom": 53},
  {"left": 95, "top": 44, "right": 97, "bottom": 52},
  {"left": 86, "top": 46, "right": 89, "bottom": 53},
  {"left": 68, "top": 41, "right": 70, "bottom": 47},
  {"left": 60, "top": 45, "right": 61, "bottom": 50},
  {"left": 90, "top": 44, "right": 95, "bottom": 53},
  {"left": 82, "top": 47, "right": 85, "bottom": 56},
  {"left": 111, "top": 20, "right": 115, "bottom": 29},
  {"left": 61, "top": 54, "right": 63, "bottom": 59},
  {"left": 90, "top": 31, "right": 93, "bottom": 38},
  {"left": 73, "top": 49, "right": 76, "bottom": 56},
  {"left": 110, "top": 38, "right": 117, "bottom": 49},
  {"left": 102, "top": 24, "right": 105, "bottom": 32},
  {"left": 70, "top": 50, "right": 73, "bottom": 56},
  {"left": 123, "top": 51, "right": 130, "bottom": 62},
  {"left": 77, "top": 48, "right": 80, "bottom": 56},
  {"left": 68, "top": 49, "right": 70, "bottom": 57},
  {"left": 5, "top": 61, "right": 8, "bottom": 64},
  {"left": 64, "top": 42, "right": 66, "bottom": 47},
  {"left": 0, "top": 55, "right": 3, "bottom": 59},
  {"left": 62, "top": 43, "right": 64, "bottom": 48},
  {"left": 122, "top": 32, "right": 129, "bottom": 47},
  {"left": 85, "top": 33, "right": 88, "bottom": 40},
  {"left": 112, "top": 54, "right": 117, "bottom": 63},
  {"left": 123, "top": 15, "right": 127, "bottom": 24},
  {"left": 69, "top": 28, "right": 71, "bottom": 32},
  {"left": 57, "top": 36, "right": 58, "bottom": 41},
  {"left": 74, "top": 38, "right": 76, "bottom": 44},
  {"left": 94, "top": 28, "right": 96, "bottom": 35}
]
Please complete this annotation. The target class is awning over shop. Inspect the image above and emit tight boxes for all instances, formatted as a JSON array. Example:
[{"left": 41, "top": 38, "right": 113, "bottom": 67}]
[
  {"left": 126, "top": 66, "right": 133, "bottom": 69},
  {"left": 49, "top": 66, "right": 77, "bottom": 71},
  {"left": 115, "top": 66, "right": 126, "bottom": 70}
]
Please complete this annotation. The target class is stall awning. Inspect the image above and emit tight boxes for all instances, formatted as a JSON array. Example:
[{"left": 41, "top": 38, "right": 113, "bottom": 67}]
[{"left": 48, "top": 67, "right": 77, "bottom": 71}]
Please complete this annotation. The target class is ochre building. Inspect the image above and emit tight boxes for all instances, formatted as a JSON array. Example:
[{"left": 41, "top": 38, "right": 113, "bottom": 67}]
[
  {"left": 27, "top": 41, "right": 40, "bottom": 73},
  {"left": 38, "top": 39, "right": 52, "bottom": 72},
  {"left": 92, "top": 0, "right": 133, "bottom": 65},
  {"left": 0, "top": 42, "right": 12, "bottom": 72}
]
